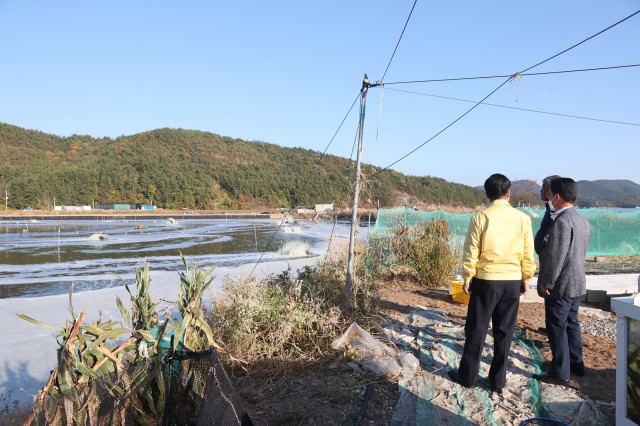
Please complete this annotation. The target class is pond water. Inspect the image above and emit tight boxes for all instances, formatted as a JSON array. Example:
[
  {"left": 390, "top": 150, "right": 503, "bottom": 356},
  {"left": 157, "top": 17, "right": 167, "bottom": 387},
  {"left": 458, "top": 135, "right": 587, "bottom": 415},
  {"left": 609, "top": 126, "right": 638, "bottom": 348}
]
[{"left": 0, "top": 217, "right": 352, "bottom": 299}]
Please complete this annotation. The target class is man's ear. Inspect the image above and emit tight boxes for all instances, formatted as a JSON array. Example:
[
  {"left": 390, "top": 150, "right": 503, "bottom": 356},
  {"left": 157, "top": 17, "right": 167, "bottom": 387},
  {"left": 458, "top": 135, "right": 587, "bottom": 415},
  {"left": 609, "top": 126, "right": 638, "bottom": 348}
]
[{"left": 506, "top": 189, "right": 511, "bottom": 200}]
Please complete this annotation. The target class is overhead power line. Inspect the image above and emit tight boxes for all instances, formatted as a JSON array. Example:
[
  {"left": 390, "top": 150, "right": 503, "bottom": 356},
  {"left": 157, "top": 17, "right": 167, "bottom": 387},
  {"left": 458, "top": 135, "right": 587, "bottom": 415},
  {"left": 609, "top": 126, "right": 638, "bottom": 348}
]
[
  {"left": 380, "top": 0, "right": 418, "bottom": 82},
  {"left": 520, "top": 9, "right": 640, "bottom": 74},
  {"left": 318, "top": 92, "right": 362, "bottom": 157},
  {"left": 382, "top": 64, "right": 640, "bottom": 85},
  {"left": 371, "top": 80, "right": 512, "bottom": 176},
  {"left": 248, "top": 0, "right": 421, "bottom": 277},
  {"left": 385, "top": 87, "right": 640, "bottom": 127},
  {"left": 371, "top": 9, "right": 640, "bottom": 178},
  {"left": 249, "top": 92, "right": 360, "bottom": 277}
]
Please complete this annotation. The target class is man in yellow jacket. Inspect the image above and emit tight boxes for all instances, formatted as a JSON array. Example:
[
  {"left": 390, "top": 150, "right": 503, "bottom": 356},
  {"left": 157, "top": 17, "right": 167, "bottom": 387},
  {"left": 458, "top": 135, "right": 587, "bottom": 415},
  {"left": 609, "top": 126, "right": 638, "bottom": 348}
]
[{"left": 449, "top": 173, "right": 536, "bottom": 394}]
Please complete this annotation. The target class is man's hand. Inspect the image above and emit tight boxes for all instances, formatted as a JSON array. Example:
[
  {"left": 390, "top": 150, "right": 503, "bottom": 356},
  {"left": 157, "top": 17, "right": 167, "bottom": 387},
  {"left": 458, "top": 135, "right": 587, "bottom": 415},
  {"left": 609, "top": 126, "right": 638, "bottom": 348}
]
[
  {"left": 540, "top": 284, "right": 551, "bottom": 297},
  {"left": 463, "top": 282, "right": 471, "bottom": 295},
  {"left": 520, "top": 281, "right": 528, "bottom": 296}
]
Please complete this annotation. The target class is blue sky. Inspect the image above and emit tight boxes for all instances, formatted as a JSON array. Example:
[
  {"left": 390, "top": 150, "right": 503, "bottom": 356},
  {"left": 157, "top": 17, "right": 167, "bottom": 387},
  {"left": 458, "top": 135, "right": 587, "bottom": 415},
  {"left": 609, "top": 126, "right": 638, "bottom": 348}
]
[{"left": 1, "top": 1, "right": 638, "bottom": 187}]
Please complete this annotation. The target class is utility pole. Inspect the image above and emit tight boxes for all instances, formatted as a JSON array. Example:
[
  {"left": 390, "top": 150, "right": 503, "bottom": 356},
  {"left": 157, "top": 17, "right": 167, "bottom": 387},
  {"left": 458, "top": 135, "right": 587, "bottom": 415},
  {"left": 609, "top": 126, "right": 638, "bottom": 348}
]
[{"left": 346, "top": 74, "right": 375, "bottom": 308}]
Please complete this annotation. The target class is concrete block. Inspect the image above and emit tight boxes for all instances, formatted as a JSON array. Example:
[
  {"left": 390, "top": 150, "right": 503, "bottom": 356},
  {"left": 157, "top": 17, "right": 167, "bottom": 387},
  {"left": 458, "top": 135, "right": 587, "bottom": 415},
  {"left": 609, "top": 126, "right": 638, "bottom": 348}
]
[
  {"left": 580, "top": 293, "right": 587, "bottom": 303},
  {"left": 587, "top": 289, "right": 608, "bottom": 304}
]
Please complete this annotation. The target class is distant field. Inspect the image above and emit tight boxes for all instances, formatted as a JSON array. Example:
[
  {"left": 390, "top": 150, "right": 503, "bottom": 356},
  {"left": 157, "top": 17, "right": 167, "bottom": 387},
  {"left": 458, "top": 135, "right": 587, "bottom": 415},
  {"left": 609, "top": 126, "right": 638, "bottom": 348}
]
[
  {"left": 0, "top": 209, "right": 284, "bottom": 220},
  {"left": 0, "top": 209, "right": 279, "bottom": 215}
]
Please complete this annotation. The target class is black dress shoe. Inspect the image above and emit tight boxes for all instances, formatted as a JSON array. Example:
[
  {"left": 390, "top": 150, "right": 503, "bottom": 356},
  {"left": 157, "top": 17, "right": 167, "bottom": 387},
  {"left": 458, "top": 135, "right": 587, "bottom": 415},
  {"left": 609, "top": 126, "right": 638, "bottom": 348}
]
[
  {"left": 448, "top": 369, "right": 471, "bottom": 388},
  {"left": 532, "top": 372, "right": 571, "bottom": 386},
  {"left": 479, "top": 377, "right": 502, "bottom": 394},
  {"left": 570, "top": 363, "right": 585, "bottom": 377}
]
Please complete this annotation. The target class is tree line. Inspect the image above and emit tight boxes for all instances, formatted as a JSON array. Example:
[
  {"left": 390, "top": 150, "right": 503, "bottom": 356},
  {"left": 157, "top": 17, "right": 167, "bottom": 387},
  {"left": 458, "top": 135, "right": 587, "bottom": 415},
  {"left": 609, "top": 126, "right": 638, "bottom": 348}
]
[
  {"left": 0, "top": 122, "right": 488, "bottom": 210},
  {"left": 3, "top": 123, "right": 637, "bottom": 210}
]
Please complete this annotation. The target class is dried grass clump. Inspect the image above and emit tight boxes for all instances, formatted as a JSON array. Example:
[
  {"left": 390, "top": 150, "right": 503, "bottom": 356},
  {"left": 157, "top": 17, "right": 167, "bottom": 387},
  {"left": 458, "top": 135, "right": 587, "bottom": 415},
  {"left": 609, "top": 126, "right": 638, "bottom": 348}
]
[
  {"left": 302, "top": 240, "right": 379, "bottom": 316},
  {"left": 210, "top": 275, "right": 344, "bottom": 371},
  {"left": 210, "top": 242, "right": 379, "bottom": 373},
  {"left": 368, "top": 218, "right": 460, "bottom": 288}
]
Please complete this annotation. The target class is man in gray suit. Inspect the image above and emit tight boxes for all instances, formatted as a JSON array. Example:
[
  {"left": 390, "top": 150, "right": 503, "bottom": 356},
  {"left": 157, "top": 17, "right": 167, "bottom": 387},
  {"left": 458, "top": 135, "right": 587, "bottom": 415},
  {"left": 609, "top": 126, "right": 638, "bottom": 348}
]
[
  {"left": 534, "top": 177, "right": 590, "bottom": 384},
  {"left": 534, "top": 174, "right": 561, "bottom": 255}
]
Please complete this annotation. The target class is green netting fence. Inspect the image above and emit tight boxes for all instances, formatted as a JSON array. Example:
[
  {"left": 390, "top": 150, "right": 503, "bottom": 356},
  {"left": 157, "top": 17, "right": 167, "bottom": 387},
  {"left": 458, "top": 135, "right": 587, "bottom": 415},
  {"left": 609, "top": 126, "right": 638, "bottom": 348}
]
[{"left": 371, "top": 206, "right": 640, "bottom": 256}]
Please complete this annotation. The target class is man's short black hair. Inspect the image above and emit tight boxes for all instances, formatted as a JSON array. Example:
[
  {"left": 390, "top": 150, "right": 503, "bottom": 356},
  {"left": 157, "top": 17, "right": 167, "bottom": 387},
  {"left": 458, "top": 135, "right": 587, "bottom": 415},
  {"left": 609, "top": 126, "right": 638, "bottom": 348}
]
[
  {"left": 550, "top": 177, "right": 577, "bottom": 204},
  {"left": 484, "top": 173, "right": 511, "bottom": 201},
  {"left": 542, "top": 175, "right": 561, "bottom": 187}
]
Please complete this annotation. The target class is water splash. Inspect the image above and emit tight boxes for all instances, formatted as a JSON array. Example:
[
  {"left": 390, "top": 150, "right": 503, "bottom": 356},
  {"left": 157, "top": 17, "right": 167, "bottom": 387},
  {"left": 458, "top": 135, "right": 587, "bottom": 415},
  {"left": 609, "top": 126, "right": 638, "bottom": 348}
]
[
  {"left": 279, "top": 241, "right": 310, "bottom": 257},
  {"left": 281, "top": 226, "right": 302, "bottom": 233},
  {"left": 88, "top": 233, "right": 108, "bottom": 241}
]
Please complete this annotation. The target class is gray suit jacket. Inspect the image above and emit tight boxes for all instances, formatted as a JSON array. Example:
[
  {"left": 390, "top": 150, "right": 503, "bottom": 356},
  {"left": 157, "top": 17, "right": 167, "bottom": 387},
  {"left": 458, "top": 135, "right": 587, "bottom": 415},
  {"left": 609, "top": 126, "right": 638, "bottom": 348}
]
[{"left": 537, "top": 207, "right": 591, "bottom": 299}]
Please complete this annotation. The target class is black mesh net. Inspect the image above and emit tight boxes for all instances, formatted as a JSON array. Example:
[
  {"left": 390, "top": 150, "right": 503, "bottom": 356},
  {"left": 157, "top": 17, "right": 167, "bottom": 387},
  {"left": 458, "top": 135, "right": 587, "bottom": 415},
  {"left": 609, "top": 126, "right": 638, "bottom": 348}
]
[{"left": 28, "top": 348, "right": 252, "bottom": 426}]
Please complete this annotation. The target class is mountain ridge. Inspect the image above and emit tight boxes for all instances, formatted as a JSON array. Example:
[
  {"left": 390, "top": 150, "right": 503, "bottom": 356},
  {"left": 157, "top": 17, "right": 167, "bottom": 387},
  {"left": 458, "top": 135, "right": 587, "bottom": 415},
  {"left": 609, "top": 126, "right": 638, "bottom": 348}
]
[
  {"left": 0, "top": 123, "right": 486, "bottom": 210},
  {"left": 2, "top": 122, "right": 637, "bottom": 210},
  {"left": 508, "top": 179, "right": 640, "bottom": 208}
]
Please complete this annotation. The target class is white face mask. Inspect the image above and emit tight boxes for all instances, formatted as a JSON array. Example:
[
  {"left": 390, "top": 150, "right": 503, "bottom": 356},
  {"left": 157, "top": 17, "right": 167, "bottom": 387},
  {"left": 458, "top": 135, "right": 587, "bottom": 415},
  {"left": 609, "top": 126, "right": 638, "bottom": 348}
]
[{"left": 548, "top": 199, "right": 555, "bottom": 212}]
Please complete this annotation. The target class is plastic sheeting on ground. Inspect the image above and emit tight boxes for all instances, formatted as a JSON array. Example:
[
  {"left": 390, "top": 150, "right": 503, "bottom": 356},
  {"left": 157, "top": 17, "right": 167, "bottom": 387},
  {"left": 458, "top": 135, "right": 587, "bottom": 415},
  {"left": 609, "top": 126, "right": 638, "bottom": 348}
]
[
  {"left": 380, "top": 308, "right": 611, "bottom": 426},
  {"left": 331, "top": 322, "right": 419, "bottom": 380}
]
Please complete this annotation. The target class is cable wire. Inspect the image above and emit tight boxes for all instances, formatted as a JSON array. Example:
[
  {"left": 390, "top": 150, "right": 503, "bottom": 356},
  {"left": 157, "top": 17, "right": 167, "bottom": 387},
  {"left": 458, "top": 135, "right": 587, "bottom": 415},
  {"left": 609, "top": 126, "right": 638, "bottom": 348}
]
[
  {"left": 372, "top": 79, "right": 512, "bottom": 176},
  {"left": 321, "top": 92, "right": 363, "bottom": 157},
  {"left": 249, "top": 92, "right": 361, "bottom": 277},
  {"left": 382, "top": 63, "right": 640, "bottom": 85},
  {"left": 385, "top": 87, "right": 640, "bottom": 127},
  {"left": 371, "top": 10, "right": 640, "bottom": 178},
  {"left": 349, "top": 121, "right": 361, "bottom": 162},
  {"left": 375, "top": 86, "right": 385, "bottom": 144},
  {"left": 520, "top": 9, "right": 640, "bottom": 74},
  {"left": 380, "top": 0, "right": 418, "bottom": 82}
]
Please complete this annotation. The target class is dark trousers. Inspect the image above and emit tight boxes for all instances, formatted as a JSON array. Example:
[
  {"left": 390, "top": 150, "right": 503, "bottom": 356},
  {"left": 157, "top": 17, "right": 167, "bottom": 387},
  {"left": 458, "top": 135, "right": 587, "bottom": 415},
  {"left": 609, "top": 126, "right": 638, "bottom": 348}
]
[
  {"left": 544, "top": 297, "right": 583, "bottom": 381},
  {"left": 458, "top": 278, "right": 521, "bottom": 389}
]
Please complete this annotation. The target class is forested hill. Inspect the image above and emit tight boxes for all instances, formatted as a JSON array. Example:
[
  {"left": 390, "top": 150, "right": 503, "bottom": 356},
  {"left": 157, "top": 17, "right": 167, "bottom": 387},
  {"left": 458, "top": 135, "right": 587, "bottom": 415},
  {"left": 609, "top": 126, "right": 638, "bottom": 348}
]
[
  {"left": 509, "top": 179, "right": 640, "bottom": 208},
  {"left": 0, "top": 123, "right": 485, "bottom": 210},
  {"left": 576, "top": 179, "right": 640, "bottom": 208}
]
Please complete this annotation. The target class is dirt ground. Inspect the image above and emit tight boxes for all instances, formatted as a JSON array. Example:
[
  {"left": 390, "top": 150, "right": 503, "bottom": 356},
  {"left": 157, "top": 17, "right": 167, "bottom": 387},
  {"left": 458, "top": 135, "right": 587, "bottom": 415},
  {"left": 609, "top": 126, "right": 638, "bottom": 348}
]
[{"left": 233, "top": 279, "right": 619, "bottom": 425}]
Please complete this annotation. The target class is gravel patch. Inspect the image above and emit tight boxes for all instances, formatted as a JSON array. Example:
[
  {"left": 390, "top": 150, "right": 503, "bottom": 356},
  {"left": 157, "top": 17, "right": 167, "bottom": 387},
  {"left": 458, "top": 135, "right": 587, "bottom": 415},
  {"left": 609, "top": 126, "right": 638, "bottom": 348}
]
[{"left": 581, "top": 317, "right": 617, "bottom": 340}]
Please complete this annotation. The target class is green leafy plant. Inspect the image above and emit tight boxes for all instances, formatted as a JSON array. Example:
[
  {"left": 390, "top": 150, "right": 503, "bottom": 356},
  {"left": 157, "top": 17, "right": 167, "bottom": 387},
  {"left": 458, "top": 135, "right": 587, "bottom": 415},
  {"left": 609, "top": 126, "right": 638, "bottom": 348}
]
[
  {"left": 114, "top": 260, "right": 170, "bottom": 421},
  {"left": 116, "top": 261, "right": 161, "bottom": 333},
  {"left": 173, "top": 253, "right": 221, "bottom": 352}
]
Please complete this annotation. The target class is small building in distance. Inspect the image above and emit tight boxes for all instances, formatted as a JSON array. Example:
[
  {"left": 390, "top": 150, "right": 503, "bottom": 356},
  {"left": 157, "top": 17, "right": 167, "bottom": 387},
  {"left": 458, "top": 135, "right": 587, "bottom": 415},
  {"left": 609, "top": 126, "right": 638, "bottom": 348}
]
[
  {"left": 314, "top": 204, "right": 334, "bottom": 212},
  {"left": 296, "top": 204, "right": 334, "bottom": 214},
  {"left": 55, "top": 205, "right": 92, "bottom": 211}
]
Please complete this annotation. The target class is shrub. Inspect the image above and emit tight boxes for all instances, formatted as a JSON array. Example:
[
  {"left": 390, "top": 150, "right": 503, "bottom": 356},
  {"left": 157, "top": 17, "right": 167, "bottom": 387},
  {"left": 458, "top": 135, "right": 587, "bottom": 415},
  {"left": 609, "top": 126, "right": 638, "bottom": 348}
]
[
  {"left": 299, "top": 239, "right": 379, "bottom": 316},
  {"left": 367, "top": 219, "right": 460, "bottom": 287},
  {"left": 209, "top": 275, "right": 344, "bottom": 370},
  {"left": 208, "top": 241, "right": 379, "bottom": 373}
]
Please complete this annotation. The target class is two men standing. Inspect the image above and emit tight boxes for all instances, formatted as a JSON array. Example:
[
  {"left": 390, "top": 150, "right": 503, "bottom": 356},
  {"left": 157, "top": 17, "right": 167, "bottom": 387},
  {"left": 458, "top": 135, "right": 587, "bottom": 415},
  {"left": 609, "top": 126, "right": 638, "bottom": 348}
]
[{"left": 449, "top": 174, "right": 590, "bottom": 392}]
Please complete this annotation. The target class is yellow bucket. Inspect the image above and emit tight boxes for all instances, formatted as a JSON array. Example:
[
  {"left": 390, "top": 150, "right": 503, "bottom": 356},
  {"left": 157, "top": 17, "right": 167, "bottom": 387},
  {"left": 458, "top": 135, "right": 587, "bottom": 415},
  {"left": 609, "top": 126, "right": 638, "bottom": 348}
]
[{"left": 450, "top": 281, "right": 470, "bottom": 305}]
